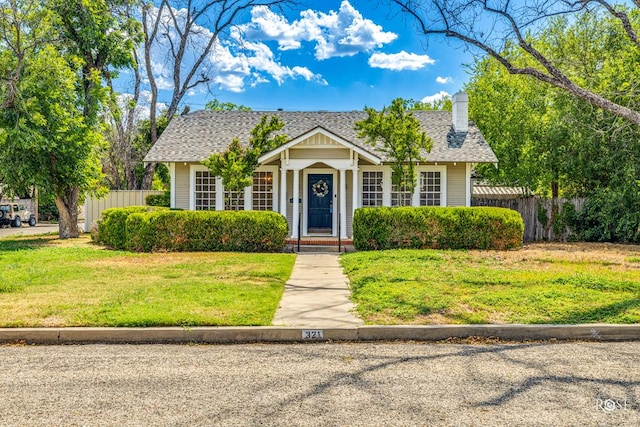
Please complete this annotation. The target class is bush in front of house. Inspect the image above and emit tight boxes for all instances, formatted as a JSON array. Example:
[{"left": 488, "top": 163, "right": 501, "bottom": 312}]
[
  {"left": 93, "top": 206, "right": 168, "bottom": 249},
  {"left": 96, "top": 209, "right": 288, "bottom": 252},
  {"left": 353, "top": 206, "right": 524, "bottom": 250},
  {"left": 145, "top": 191, "right": 171, "bottom": 207}
]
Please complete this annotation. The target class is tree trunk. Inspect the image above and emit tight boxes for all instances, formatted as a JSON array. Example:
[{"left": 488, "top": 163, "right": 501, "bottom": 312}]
[
  {"left": 549, "top": 181, "right": 560, "bottom": 241},
  {"left": 55, "top": 186, "right": 80, "bottom": 239},
  {"left": 142, "top": 162, "right": 156, "bottom": 190}
]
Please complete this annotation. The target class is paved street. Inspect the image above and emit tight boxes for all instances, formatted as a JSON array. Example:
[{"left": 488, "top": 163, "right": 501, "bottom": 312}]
[
  {"left": 0, "top": 341, "right": 638, "bottom": 426},
  {"left": 0, "top": 223, "right": 59, "bottom": 238}
]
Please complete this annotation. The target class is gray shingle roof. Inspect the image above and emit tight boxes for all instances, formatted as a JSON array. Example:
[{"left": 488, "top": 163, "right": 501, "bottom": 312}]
[{"left": 143, "top": 110, "right": 498, "bottom": 164}]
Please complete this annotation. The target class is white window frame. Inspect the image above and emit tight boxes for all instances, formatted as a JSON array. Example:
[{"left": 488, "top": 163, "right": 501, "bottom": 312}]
[
  {"left": 414, "top": 165, "right": 447, "bottom": 207},
  {"left": 190, "top": 165, "right": 221, "bottom": 211},
  {"left": 251, "top": 165, "right": 279, "bottom": 212},
  {"left": 191, "top": 164, "right": 279, "bottom": 212},
  {"left": 359, "top": 167, "right": 386, "bottom": 208}
]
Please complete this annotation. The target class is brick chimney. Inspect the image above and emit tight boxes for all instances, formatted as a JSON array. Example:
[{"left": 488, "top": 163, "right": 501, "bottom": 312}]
[{"left": 452, "top": 92, "right": 469, "bottom": 132}]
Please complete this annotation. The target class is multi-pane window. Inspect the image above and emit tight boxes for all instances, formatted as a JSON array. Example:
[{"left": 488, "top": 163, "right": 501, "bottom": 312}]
[
  {"left": 252, "top": 171, "right": 274, "bottom": 211},
  {"left": 391, "top": 170, "right": 412, "bottom": 207},
  {"left": 419, "top": 171, "right": 442, "bottom": 206},
  {"left": 362, "top": 171, "right": 383, "bottom": 207},
  {"left": 195, "top": 170, "right": 216, "bottom": 210}
]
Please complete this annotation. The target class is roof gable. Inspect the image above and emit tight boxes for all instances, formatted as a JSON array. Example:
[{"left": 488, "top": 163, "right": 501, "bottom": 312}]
[{"left": 258, "top": 126, "right": 381, "bottom": 165}]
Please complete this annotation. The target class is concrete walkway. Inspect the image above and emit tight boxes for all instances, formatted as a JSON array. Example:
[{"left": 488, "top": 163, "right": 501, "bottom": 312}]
[{"left": 272, "top": 253, "right": 363, "bottom": 327}]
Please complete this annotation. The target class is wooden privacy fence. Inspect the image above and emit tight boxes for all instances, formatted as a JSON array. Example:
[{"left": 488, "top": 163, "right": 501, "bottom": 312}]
[
  {"left": 84, "top": 190, "right": 164, "bottom": 233},
  {"left": 472, "top": 196, "right": 586, "bottom": 242}
]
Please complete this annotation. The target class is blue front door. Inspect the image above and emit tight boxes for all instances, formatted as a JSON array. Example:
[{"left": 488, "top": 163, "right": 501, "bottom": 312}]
[{"left": 308, "top": 174, "right": 332, "bottom": 230}]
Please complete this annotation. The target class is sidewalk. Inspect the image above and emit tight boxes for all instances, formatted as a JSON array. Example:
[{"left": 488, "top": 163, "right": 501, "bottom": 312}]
[{"left": 272, "top": 253, "right": 363, "bottom": 327}]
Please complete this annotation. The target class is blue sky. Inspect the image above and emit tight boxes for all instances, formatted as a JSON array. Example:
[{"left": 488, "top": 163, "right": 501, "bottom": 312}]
[{"left": 121, "top": 0, "right": 477, "bottom": 113}]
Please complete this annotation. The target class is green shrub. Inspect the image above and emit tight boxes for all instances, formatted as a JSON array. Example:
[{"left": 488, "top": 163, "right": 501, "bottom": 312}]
[
  {"left": 93, "top": 206, "right": 167, "bottom": 249},
  {"left": 569, "top": 187, "right": 640, "bottom": 244},
  {"left": 95, "top": 208, "right": 288, "bottom": 252},
  {"left": 353, "top": 207, "right": 523, "bottom": 250},
  {"left": 146, "top": 191, "right": 170, "bottom": 207}
]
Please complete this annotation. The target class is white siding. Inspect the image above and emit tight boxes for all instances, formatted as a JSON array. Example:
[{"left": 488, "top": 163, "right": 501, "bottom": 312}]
[
  {"left": 174, "top": 163, "right": 190, "bottom": 210},
  {"left": 446, "top": 163, "right": 467, "bottom": 206},
  {"left": 290, "top": 148, "right": 350, "bottom": 159}
]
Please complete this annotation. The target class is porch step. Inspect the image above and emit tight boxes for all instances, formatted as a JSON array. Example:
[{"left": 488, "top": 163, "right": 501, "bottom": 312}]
[
  {"left": 285, "top": 238, "right": 355, "bottom": 253},
  {"left": 286, "top": 244, "right": 355, "bottom": 253}
]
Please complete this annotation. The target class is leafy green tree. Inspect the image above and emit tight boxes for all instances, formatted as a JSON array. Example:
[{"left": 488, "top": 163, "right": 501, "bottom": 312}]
[
  {"left": 203, "top": 116, "right": 287, "bottom": 210},
  {"left": 405, "top": 97, "right": 452, "bottom": 112},
  {"left": 205, "top": 99, "right": 252, "bottom": 111},
  {"left": 355, "top": 98, "right": 432, "bottom": 205},
  {"left": 0, "top": 0, "right": 139, "bottom": 238},
  {"left": 389, "top": 1, "right": 640, "bottom": 127},
  {"left": 466, "top": 10, "right": 640, "bottom": 241}
]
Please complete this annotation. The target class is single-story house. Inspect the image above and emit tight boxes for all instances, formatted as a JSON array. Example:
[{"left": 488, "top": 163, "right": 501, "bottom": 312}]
[{"left": 144, "top": 92, "right": 498, "bottom": 239}]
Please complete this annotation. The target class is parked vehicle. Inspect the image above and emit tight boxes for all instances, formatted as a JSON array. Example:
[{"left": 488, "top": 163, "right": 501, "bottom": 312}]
[{"left": 0, "top": 203, "right": 37, "bottom": 227}]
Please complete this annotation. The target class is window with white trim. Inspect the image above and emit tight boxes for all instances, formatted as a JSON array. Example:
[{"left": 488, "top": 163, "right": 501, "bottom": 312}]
[
  {"left": 419, "top": 171, "right": 442, "bottom": 206},
  {"left": 194, "top": 170, "right": 216, "bottom": 210},
  {"left": 252, "top": 171, "right": 273, "bottom": 211},
  {"left": 391, "top": 170, "right": 413, "bottom": 207},
  {"left": 362, "top": 171, "right": 383, "bottom": 207}
]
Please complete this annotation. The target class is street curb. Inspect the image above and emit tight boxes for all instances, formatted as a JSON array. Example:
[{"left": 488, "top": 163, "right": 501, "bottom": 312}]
[{"left": 0, "top": 324, "right": 638, "bottom": 344}]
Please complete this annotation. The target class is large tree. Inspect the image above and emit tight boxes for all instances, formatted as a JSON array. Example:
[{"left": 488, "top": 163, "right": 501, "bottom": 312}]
[
  {"left": 388, "top": 1, "right": 640, "bottom": 127},
  {"left": 139, "top": 0, "right": 294, "bottom": 189},
  {"left": 467, "top": 9, "right": 640, "bottom": 197},
  {"left": 0, "top": 0, "right": 139, "bottom": 238}
]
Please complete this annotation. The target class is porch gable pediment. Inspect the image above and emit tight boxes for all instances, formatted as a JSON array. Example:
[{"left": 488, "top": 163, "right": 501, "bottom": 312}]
[{"left": 258, "top": 126, "right": 381, "bottom": 165}]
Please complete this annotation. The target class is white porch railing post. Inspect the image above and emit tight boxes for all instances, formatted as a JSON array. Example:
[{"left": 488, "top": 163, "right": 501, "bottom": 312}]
[
  {"left": 292, "top": 169, "right": 300, "bottom": 238},
  {"left": 352, "top": 167, "right": 359, "bottom": 215},
  {"left": 280, "top": 167, "right": 287, "bottom": 217},
  {"left": 339, "top": 169, "right": 347, "bottom": 239}
]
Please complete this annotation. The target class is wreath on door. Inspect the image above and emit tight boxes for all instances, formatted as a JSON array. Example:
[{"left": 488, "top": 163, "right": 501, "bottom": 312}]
[{"left": 311, "top": 180, "right": 329, "bottom": 198}]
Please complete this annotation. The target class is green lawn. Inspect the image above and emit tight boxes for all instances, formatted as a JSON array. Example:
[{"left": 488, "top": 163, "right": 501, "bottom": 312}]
[
  {"left": 0, "top": 235, "right": 295, "bottom": 327},
  {"left": 341, "top": 243, "right": 640, "bottom": 324}
]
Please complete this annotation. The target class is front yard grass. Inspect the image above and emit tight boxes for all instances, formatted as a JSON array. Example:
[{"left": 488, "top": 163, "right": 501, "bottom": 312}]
[
  {"left": 341, "top": 243, "right": 640, "bottom": 324},
  {"left": 0, "top": 235, "right": 295, "bottom": 327}
]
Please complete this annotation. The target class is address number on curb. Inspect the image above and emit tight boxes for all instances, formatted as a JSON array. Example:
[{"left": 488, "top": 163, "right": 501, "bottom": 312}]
[{"left": 302, "top": 330, "right": 324, "bottom": 340}]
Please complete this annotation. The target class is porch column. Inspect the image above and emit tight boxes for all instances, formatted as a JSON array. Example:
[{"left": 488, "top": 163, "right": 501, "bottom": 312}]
[
  {"left": 280, "top": 167, "right": 287, "bottom": 216},
  {"left": 339, "top": 168, "right": 347, "bottom": 239},
  {"left": 351, "top": 167, "right": 359, "bottom": 215},
  {"left": 292, "top": 169, "right": 300, "bottom": 238},
  {"left": 215, "top": 177, "right": 224, "bottom": 211}
]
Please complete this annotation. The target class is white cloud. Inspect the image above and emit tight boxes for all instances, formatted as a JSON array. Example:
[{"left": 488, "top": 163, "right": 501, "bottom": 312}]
[
  {"left": 436, "top": 76, "right": 453, "bottom": 84},
  {"left": 421, "top": 91, "right": 451, "bottom": 105},
  {"left": 140, "top": 5, "right": 327, "bottom": 95},
  {"left": 209, "top": 38, "right": 326, "bottom": 91},
  {"left": 243, "top": 1, "right": 397, "bottom": 60},
  {"left": 368, "top": 51, "right": 435, "bottom": 71}
]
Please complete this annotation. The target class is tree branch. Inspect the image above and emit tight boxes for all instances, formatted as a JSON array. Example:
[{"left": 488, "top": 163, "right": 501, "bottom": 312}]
[{"left": 389, "top": 0, "right": 640, "bottom": 127}]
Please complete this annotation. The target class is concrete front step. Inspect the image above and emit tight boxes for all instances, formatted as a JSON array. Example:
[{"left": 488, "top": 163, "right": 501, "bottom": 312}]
[{"left": 285, "top": 238, "right": 355, "bottom": 253}]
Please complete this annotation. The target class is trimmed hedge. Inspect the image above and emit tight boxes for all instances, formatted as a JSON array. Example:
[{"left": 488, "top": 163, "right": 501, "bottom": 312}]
[
  {"left": 145, "top": 191, "right": 171, "bottom": 207},
  {"left": 94, "top": 207, "right": 288, "bottom": 253},
  {"left": 93, "top": 206, "right": 168, "bottom": 250},
  {"left": 353, "top": 207, "right": 524, "bottom": 251}
]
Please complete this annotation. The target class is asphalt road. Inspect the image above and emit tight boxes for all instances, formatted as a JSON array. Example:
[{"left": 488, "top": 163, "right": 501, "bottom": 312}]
[
  {"left": 0, "top": 223, "right": 87, "bottom": 238},
  {"left": 0, "top": 342, "right": 638, "bottom": 426},
  {"left": 0, "top": 223, "right": 59, "bottom": 238}
]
